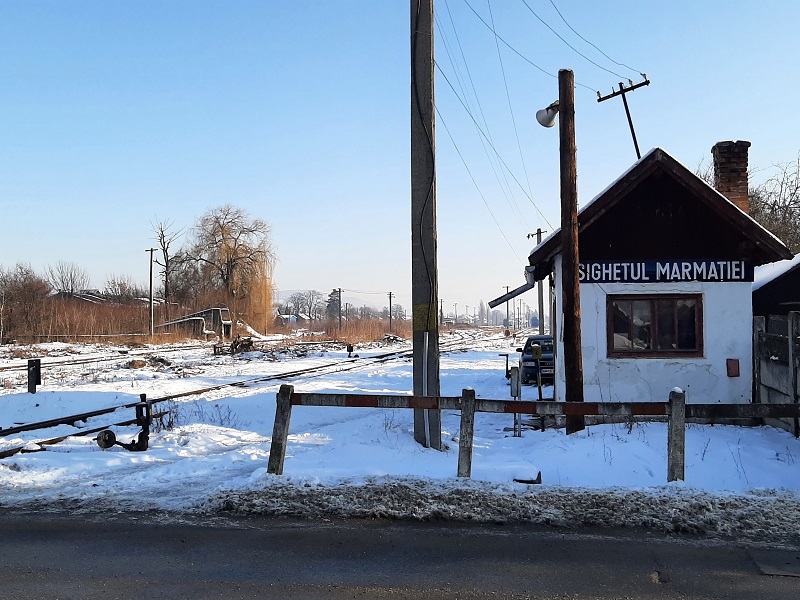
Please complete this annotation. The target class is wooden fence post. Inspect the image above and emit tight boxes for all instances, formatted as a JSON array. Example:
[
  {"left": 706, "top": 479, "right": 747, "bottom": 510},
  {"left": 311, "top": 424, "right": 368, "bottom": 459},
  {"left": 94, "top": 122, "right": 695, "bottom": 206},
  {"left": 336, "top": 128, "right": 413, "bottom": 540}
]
[
  {"left": 790, "top": 312, "right": 799, "bottom": 437},
  {"left": 457, "top": 388, "right": 476, "bottom": 478},
  {"left": 667, "top": 390, "right": 686, "bottom": 482},
  {"left": 267, "top": 384, "right": 294, "bottom": 475},
  {"left": 753, "top": 316, "right": 765, "bottom": 406}
]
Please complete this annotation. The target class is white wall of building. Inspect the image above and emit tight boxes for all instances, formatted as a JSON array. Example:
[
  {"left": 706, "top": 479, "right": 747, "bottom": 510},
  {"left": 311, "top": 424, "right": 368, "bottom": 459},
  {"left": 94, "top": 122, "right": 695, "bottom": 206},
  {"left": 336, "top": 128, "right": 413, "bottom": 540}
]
[{"left": 552, "top": 255, "right": 753, "bottom": 404}]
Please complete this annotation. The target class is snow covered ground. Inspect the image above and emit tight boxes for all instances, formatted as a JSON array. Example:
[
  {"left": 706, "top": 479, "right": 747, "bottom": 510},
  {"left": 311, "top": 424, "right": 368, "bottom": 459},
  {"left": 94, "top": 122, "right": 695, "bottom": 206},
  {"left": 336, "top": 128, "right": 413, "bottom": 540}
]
[{"left": 1, "top": 331, "right": 799, "bottom": 547}]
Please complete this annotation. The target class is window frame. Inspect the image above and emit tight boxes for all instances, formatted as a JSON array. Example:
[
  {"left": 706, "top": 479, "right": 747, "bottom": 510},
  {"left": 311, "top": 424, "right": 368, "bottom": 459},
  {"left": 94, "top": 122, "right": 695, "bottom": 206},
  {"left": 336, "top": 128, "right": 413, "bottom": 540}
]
[{"left": 606, "top": 293, "right": 704, "bottom": 358}]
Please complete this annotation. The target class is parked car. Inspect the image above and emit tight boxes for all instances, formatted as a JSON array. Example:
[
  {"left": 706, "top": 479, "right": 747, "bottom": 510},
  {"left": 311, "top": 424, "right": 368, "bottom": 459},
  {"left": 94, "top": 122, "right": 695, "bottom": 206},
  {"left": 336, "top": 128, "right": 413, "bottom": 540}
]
[{"left": 516, "top": 334, "right": 555, "bottom": 384}]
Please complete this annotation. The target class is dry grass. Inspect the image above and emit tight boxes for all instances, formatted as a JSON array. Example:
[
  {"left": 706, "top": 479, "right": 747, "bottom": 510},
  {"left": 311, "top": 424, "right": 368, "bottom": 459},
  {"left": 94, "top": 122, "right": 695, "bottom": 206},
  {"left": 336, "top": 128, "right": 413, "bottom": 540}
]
[{"left": 329, "top": 319, "right": 413, "bottom": 344}]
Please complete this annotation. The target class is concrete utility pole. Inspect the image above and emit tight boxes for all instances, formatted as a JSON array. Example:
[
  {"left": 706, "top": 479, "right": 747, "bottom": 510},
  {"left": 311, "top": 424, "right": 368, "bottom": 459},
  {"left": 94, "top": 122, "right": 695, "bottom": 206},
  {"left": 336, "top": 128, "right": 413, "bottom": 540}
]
[
  {"left": 146, "top": 248, "right": 156, "bottom": 336},
  {"left": 558, "top": 69, "right": 585, "bottom": 432},
  {"left": 411, "top": 0, "right": 441, "bottom": 450}
]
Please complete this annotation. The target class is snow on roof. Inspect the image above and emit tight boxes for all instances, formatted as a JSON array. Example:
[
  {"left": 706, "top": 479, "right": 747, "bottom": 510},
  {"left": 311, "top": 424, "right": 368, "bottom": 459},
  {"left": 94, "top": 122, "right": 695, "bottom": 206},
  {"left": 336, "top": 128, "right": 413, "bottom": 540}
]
[{"left": 753, "top": 253, "right": 800, "bottom": 291}]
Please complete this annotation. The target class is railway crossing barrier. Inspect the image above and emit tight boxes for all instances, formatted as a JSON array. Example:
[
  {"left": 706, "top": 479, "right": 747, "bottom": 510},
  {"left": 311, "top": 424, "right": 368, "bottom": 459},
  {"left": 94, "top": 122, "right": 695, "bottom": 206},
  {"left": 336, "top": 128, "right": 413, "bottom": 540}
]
[
  {"left": 267, "top": 385, "right": 800, "bottom": 482},
  {"left": 96, "top": 395, "right": 153, "bottom": 452}
]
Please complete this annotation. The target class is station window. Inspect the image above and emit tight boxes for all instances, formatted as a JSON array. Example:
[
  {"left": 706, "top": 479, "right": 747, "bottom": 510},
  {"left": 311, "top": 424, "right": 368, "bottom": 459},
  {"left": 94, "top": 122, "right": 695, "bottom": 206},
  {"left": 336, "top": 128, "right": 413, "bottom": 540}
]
[{"left": 607, "top": 294, "right": 703, "bottom": 357}]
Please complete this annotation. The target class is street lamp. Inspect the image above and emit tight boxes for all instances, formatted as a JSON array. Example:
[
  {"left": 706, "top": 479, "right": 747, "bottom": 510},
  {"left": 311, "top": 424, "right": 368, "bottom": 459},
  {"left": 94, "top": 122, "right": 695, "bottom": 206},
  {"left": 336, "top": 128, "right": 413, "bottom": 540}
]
[{"left": 537, "top": 69, "right": 585, "bottom": 431}]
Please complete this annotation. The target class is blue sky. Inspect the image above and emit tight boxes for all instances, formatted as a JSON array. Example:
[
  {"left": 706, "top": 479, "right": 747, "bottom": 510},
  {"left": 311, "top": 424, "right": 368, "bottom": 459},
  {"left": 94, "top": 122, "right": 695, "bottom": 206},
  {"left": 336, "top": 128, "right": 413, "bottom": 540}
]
[{"left": 1, "top": 1, "right": 798, "bottom": 317}]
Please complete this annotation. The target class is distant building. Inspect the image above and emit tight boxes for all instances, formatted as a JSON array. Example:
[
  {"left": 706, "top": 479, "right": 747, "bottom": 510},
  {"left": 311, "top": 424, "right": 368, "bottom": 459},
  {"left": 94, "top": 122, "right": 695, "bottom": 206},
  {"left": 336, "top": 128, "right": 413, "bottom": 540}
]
[{"left": 159, "top": 307, "right": 232, "bottom": 340}]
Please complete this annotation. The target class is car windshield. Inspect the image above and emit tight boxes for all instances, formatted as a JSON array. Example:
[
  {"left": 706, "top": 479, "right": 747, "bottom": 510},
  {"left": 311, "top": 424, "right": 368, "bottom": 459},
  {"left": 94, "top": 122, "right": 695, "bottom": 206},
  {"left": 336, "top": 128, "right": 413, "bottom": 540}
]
[{"left": 525, "top": 338, "right": 553, "bottom": 353}]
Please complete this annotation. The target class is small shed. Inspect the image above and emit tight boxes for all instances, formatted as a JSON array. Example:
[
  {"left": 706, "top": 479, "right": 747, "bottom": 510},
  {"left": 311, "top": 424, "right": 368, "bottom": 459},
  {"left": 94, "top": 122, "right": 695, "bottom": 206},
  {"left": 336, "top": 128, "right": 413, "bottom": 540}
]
[
  {"left": 753, "top": 253, "right": 800, "bottom": 332},
  {"left": 491, "top": 141, "right": 792, "bottom": 404}
]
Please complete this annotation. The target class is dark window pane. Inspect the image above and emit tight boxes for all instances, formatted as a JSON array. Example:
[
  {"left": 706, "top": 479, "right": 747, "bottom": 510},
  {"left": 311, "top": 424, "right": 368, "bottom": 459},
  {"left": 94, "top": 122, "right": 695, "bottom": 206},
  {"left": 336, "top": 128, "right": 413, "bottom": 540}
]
[
  {"left": 612, "top": 300, "right": 632, "bottom": 350},
  {"left": 608, "top": 295, "right": 702, "bottom": 356},
  {"left": 631, "top": 300, "right": 652, "bottom": 350},
  {"left": 676, "top": 299, "right": 697, "bottom": 349},
  {"left": 656, "top": 299, "right": 676, "bottom": 350}
]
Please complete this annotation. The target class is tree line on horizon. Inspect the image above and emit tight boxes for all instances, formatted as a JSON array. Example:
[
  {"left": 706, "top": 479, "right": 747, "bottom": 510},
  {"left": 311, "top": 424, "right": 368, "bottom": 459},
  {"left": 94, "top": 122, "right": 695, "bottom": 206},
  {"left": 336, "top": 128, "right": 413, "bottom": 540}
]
[
  {"left": 2, "top": 153, "right": 799, "bottom": 343},
  {"left": 0, "top": 204, "right": 275, "bottom": 342}
]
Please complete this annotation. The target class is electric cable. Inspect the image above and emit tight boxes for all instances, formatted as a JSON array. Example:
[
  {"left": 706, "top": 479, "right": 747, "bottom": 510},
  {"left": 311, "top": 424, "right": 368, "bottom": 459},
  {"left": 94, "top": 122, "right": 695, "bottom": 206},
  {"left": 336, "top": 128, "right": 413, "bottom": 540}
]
[
  {"left": 435, "top": 7, "right": 530, "bottom": 230},
  {"left": 436, "top": 107, "right": 524, "bottom": 265},
  {"left": 461, "top": 0, "right": 598, "bottom": 93},
  {"left": 435, "top": 61, "right": 553, "bottom": 230},
  {"left": 488, "top": 0, "right": 535, "bottom": 209},
  {"left": 519, "top": 0, "right": 628, "bottom": 80},
  {"left": 547, "top": 0, "right": 642, "bottom": 75}
]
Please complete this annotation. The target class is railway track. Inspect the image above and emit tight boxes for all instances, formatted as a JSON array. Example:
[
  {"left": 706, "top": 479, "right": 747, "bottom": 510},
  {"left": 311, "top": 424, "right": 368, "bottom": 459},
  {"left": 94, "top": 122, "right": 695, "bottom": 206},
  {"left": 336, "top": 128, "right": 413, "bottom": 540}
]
[
  {"left": 0, "top": 330, "right": 511, "bottom": 458},
  {"left": 0, "top": 342, "right": 210, "bottom": 373}
]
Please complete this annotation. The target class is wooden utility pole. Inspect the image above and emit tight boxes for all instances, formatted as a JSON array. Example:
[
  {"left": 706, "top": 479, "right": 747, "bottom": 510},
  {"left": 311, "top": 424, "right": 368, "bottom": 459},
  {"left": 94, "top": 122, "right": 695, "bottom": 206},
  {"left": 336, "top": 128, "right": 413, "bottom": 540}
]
[
  {"left": 411, "top": 0, "right": 441, "bottom": 449},
  {"left": 559, "top": 69, "right": 585, "bottom": 432},
  {"left": 388, "top": 291, "right": 393, "bottom": 334},
  {"left": 597, "top": 77, "right": 650, "bottom": 160}
]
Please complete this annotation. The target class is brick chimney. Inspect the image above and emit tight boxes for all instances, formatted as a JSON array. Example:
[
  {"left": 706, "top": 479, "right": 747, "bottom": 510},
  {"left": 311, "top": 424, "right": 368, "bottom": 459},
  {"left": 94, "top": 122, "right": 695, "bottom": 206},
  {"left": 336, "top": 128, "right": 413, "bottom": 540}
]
[{"left": 711, "top": 140, "right": 751, "bottom": 213}]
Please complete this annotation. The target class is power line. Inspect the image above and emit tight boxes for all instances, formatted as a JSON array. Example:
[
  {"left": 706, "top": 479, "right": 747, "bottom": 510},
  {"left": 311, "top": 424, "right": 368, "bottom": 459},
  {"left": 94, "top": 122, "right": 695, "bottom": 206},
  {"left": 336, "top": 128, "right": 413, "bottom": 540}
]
[
  {"left": 461, "top": 0, "right": 598, "bottom": 94},
  {"left": 519, "top": 0, "right": 628, "bottom": 80},
  {"left": 435, "top": 61, "right": 554, "bottom": 230},
  {"left": 435, "top": 6, "right": 530, "bottom": 232},
  {"left": 342, "top": 288, "right": 392, "bottom": 295},
  {"left": 436, "top": 107, "right": 524, "bottom": 265},
  {"left": 547, "top": 0, "right": 642, "bottom": 75},
  {"left": 487, "top": 0, "right": 535, "bottom": 205}
]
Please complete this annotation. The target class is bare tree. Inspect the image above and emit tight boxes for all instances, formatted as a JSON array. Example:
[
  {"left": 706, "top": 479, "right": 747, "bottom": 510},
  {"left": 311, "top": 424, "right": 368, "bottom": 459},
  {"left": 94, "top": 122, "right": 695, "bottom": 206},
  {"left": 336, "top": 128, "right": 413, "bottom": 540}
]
[
  {"left": 303, "top": 290, "right": 324, "bottom": 320},
  {"left": 46, "top": 261, "right": 90, "bottom": 295},
  {"left": 287, "top": 292, "right": 306, "bottom": 316},
  {"left": 698, "top": 153, "right": 800, "bottom": 253},
  {"left": 105, "top": 274, "right": 144, "bottom": 301},
  {"left": 391, "top": 303, "right": 406, "bottom": 321},
  {"left": 749, "top": 155, "right": 800, "bottom": 253},
  {"left": 152, "top": 219, "right": 184, "bottom": 321},
  {"left": 0, "top": 263, "right": 51, "bottom": 338},
  {"left": 358, "top": 305, "right": 377, "bottom": 319}
]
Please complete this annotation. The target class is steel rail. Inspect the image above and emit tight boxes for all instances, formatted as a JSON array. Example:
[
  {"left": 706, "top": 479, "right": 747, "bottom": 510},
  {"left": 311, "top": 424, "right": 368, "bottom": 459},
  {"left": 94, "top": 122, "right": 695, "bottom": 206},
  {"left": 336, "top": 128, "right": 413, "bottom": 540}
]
[
  {"left": 0, "top": 333, "right": 503, "bottom": 449},
  {"left": 0, "top": 342, "right": 210, "bottom": 372},
  {"left": 0, "top": 411, "right": 167, "bottom": 460}
]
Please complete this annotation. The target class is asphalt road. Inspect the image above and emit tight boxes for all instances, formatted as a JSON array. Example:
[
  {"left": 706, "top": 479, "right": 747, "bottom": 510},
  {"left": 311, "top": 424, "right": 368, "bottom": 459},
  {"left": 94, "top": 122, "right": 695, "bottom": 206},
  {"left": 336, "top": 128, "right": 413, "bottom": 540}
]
[{"left": 1, "top": 511, "right": 797, "bottom": 599}]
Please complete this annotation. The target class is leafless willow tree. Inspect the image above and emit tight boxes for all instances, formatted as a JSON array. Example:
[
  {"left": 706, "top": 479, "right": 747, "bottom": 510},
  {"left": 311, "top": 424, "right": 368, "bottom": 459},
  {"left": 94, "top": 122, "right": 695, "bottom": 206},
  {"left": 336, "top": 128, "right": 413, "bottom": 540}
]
[
  {"left": 45, "top": 261, "right": 90, "bottom": 295},
  {"left": 180, "top": 204, "right": 276, "bottom": 329}
]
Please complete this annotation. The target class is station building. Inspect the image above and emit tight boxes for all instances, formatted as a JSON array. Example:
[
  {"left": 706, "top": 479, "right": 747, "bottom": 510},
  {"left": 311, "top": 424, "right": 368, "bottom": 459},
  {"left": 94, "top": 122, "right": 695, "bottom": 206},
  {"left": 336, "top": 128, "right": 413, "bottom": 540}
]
[{"left": 492, "top": 141, "right": 792, "bottom": 403}]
